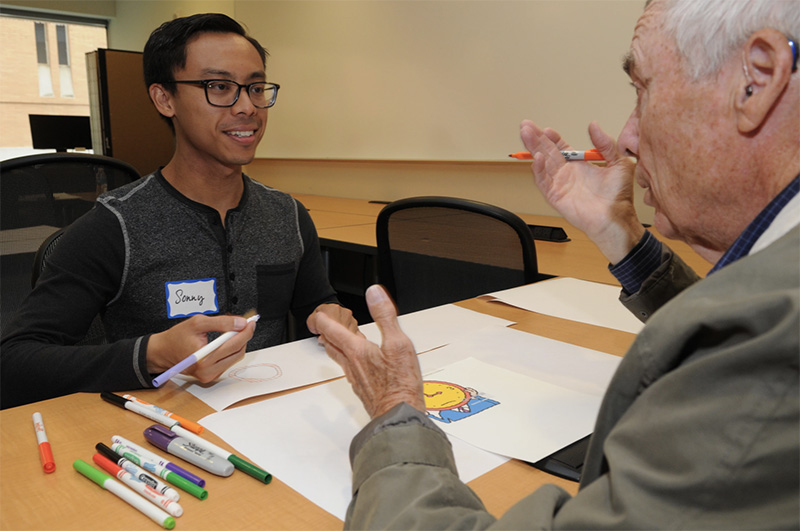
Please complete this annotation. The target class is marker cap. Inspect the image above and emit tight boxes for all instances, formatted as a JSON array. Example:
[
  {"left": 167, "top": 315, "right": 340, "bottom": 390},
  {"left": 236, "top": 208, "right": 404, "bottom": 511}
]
[
  {"left": 165, "top": 471, "right": 209, "bottom": 500},
  {"left": 92, "top": 453, "right": 123, "bottom": 476},
  {"left": 73, "top": 459, "right": 110, "bottom": 488},
  {"left": 95, "top": 442, "right": 122, "bottom": 463},
  {"left": 228, "top": 455, "right": 272, "bottom": 484},
  {"left": 39, "top": 442, "right": 56, "bottom": 473}
]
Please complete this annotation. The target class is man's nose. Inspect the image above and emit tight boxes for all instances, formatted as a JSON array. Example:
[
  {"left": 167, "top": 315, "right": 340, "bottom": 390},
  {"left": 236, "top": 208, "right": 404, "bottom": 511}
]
[{"left": 617, "top": 109, "right": 639, "bottom": 159}]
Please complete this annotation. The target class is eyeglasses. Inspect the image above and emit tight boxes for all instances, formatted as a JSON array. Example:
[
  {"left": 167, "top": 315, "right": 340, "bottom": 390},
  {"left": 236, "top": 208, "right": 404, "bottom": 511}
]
[{"left": 167, "top": 79, "right": 280, "bottom": 109}]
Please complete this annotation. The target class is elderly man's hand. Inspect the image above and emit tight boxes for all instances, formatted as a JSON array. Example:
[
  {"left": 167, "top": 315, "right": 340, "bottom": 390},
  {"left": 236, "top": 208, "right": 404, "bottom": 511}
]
[
  {"left": 520, "top": 119, "right": 644, "bottom": 265},
  {"left": 147, "top": 314, "right": 256, "bottom": 383},
  {"left": 314, "top": 285, "right": 425, "bottom": 419}
]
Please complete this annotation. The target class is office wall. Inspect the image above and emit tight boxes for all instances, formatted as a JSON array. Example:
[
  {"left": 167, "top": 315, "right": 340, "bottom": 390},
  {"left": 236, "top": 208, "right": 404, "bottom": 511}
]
[
  {"left": 237, "top": 0, "right": 652, "bottom": 220},
  {"left": 241, "top": 1, "right": 643, "bottom": 162},
  {"left": 108, "top": 0, "right": 235, "bottom": 51}
]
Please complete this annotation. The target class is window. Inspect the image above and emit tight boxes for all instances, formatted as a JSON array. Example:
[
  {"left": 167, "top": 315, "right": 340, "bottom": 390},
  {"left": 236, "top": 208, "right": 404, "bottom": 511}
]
[
  {"left": 56, "top": 24, "right": 73, "bottom": 97},
  {"left": 0, "top": 9, "right": 107, "bottom": 156},
  {"left": 34, "top": 21, "right": 53, "bottom": 97}
]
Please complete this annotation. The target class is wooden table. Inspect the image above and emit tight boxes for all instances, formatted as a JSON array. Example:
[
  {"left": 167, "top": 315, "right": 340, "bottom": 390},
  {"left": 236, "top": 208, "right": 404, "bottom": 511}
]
[
  {"left": 1, "top": 194, "right": 706, "bottom": 529},
  {"left": 0, "top": 297, "right": 635, "bottom": 530}
]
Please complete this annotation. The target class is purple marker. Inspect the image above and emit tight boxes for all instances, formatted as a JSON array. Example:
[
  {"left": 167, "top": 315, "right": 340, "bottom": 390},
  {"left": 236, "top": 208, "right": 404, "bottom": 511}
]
[
  {"left": 144, "top": 425, "right": 234, "bottom": 476},
  {"left": 151, "top": 314, "right": 260, "bottom": 387}
]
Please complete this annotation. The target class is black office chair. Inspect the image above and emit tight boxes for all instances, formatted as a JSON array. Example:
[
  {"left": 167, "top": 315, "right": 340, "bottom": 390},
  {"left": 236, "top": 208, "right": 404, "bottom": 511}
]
[
  {"left": 30, "top": 227, "right": 106, "bottom": 345},
  {"left": 0, "top": 153, "right": 136, "bottom": 341},
  {"left": 376, "top": 196, "right": 546, "bottom": 315},
  {"left": 0, "top": 152, "right": 140, "bottom": 230}
]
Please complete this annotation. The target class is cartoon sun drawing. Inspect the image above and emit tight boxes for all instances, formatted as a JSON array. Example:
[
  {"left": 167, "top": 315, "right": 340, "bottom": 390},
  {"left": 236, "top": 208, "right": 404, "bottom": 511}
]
[{"left": 423, "top": 380, "right": 499, "bottom": 424}]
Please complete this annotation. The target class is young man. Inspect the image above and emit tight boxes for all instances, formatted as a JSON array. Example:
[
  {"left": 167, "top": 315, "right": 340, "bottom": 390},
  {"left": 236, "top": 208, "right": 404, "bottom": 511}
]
[
  {"left": 1, "top": 14, "right": 357, "bottom": 409},
  {"left": 314, "top": 0, "right": 799, "bottom": 528}
]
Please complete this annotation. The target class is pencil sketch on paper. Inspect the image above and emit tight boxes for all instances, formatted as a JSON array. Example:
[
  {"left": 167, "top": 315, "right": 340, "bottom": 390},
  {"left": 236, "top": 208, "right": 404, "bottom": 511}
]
[
  {"left": 228, "top": 363, "right": 283, "bottom": 383},
  {"left": 423, "top": 380, "right": 499, "bottom": 424}
]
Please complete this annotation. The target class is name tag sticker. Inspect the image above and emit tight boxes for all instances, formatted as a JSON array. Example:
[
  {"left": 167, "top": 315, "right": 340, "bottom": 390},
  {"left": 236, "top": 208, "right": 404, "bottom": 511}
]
[{"left": 165, "top": 278, "right": 219, "bottom": 319}]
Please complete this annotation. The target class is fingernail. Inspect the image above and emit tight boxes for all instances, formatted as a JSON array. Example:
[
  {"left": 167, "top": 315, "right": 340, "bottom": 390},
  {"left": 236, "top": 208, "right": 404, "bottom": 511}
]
[
  {"left": 233, "top": 317, "right": 246, "bottom": 329},
  {"left": 365, "top": 284, "right": 388, "bottom": 306}
]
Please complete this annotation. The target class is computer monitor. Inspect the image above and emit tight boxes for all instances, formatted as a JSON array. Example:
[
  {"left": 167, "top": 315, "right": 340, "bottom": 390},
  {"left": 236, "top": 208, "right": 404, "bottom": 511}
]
[{"left": 28, "top": 114, "right": 93, "bottom": 152}]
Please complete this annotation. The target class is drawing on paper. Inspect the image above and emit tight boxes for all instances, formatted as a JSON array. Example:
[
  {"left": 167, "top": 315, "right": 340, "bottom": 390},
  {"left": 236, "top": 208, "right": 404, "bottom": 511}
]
[
  {"left": 423, "top": 380, "right": 499, "bottom": 424},
  {"left": 228, "top": 363, "right": 283, "bottom": 383}
]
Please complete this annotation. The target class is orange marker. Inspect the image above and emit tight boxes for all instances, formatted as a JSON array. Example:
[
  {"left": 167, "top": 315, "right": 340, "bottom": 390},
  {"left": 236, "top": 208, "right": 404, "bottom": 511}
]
[
  {"left": 509, "top": 149, "right": 605, "bottom": 161},
  {"left": 33, "top": 412, "right": 56, "bottom": 473}
]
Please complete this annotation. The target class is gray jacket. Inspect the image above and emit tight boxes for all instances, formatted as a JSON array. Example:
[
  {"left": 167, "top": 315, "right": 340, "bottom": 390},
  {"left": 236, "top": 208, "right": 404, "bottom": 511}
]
[{"left": 346, "top": 226, "right": 799, "bottom": 529}]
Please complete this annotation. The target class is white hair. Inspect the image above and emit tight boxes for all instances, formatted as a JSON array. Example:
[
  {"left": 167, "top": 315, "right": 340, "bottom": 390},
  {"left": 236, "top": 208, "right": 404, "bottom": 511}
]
[{"left": 652, "top": 0, "right": 800, "bottom": 80}]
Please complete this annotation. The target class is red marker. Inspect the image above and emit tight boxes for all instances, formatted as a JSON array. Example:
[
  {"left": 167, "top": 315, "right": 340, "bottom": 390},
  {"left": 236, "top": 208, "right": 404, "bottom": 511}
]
[
  {"left": 33, "top": 412, "right": 56, "bottom": 473},
  {"left": 509, "top": 149, "right": 605, "bottom": 161}
]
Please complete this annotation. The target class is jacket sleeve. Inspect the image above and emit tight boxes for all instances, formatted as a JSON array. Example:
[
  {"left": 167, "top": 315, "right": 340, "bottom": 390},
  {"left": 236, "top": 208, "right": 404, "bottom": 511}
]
[
  {"left": 0, "top": 205, "right": 151, "bottom": 409},
  {"left": 617, "top": 243, "right": 701, "bottom": 321}
]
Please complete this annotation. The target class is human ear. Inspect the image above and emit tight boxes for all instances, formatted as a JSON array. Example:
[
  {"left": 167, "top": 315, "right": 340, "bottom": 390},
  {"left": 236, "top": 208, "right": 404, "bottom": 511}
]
[
  {"left": 737, "top": 29, "right": 795, "bottom": 133},
  {"left": 149, "top": 84, "right": 176, "bottom": 119}
]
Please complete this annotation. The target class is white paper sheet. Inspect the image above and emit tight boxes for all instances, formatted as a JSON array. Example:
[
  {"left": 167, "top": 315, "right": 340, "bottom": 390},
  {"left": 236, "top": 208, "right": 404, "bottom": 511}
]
[
  {"left": 421, "top": 358, "right": 600, "bottom": 463},
  {"left": 417, "top": 325, "right": 622, "bottom": 398},
  {"left": 177, "top": 304, "right": 515, "bottom": 411},
  {"left": 200, "top": 377, "right": 508, "bottom": 521},
  {"left": 488, "top": 277, "right": 644, "bottom": 334}
]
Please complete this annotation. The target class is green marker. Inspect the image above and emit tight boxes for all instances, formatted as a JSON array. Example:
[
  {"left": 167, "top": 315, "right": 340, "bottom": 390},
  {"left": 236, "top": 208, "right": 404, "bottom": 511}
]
[
  {"left": 170, "top": 424, "right": 272, "bottom": 484},
  {"left": 73, "top": 459, "right": 176, "bottom": 529},
  {"left": 112, "top": 443, "right": 209, "bottom": 500}
]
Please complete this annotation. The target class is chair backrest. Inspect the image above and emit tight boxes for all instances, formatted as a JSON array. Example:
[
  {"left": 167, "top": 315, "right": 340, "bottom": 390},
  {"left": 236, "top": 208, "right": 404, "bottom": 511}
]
[
  {"left": 30, "top": 226, "right": 106, "bottom": 345},
  {"left": 1, "top": 153, "right": 140, "bottom": 230},
  {"left": 376, "top": 196, "right": 541, "bottom": 315},
  {"left": 31, "top": 227, "right": 65, "bottom": 289}
]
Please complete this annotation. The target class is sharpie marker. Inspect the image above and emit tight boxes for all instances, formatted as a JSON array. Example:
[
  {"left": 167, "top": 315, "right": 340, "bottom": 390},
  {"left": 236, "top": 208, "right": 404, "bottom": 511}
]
[
  {"left": 145, "top": 424, "right": 234, "bottom": 477},
  {"left": 32, "top": 412, "right": 56, "bottom": 473},
  {"left": 123, "top": 393, "right": 204, "bottom": 434},
  {"left": 509, "top": 149, "right": 605, "bottom": 161},
  {"left": 73, "top": 459, "right": 175, "bottom": 530},
  {"left": 152, "top": 313, "right": 260, "bottom": 387},
  {"left": 170, "top": 424, "right": 272, "bottom": 484},
  {"left": 111, "top": 438, "right": 208, "bottom": 500},
  {"left": 96, "top": 442, "right": 180, "bottom": 502},
  {"left": 92, "top": 453, "right": 184, "bottom": 518},
  {"left": 101, "top": 392, "right": 203, "bottom": 435}
]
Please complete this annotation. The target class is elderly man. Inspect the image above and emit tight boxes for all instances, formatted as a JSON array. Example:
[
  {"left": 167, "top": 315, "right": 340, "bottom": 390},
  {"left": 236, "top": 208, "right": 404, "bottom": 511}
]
[{"left": 315, "top": 0, "right": 799, "bottom": 528}]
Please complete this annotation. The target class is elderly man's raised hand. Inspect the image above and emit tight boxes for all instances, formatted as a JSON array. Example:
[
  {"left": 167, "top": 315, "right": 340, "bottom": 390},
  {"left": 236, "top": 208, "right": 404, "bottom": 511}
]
[
  {"left": 315, "top": 285, "right": 425, "bottom": 419},
  {"left": 520, "top": 120, "right": 644, "bottom": 264}
]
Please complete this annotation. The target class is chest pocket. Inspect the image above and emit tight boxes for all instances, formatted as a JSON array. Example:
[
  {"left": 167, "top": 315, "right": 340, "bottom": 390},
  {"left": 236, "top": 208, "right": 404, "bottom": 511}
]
[{"left": 256, "top": 263, "right": 297, "bottom": 319}]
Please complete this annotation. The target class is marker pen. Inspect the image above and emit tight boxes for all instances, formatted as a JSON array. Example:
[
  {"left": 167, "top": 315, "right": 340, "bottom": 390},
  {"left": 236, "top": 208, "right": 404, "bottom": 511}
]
[
  {"left": 111, "top": 435, "right": 205, "bottom": 487},
  {"left": 102, "top": 392, "right": 181, "bottom": 431},
  {"left": 95, "top": 442, "right": 180, "bottom": 502},
  {"left": 122, "top": 393, "right": 204, "bottom": 434},
  {"left": 508, "top": 149, "right": 605, "bottom": 161},
  {"left": 92, "top": 453, "right": 184, "bottom": 518},
  {"left": 152, "top": 313, "right": 260, "bottom": 387},
  {"left": 111, "top": 439, "right": 208, "bottom": 500},
  {"left": 144, "top": 424, "right": 234, "bottom": 477},
  {"left": 170, "top": 424, "right": 272, "bottom": 484},
  {"left": 73, "top": 459, "right": 175, "bottom": 530},
  {"left": 32, "top": 412, "right": 55, "bottom": 473}
]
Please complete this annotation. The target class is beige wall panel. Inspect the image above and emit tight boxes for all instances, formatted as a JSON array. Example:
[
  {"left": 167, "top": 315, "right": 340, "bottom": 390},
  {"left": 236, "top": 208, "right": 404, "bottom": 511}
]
[{"left": 237, "top": 0, "right": 644, "bottom": 161}]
